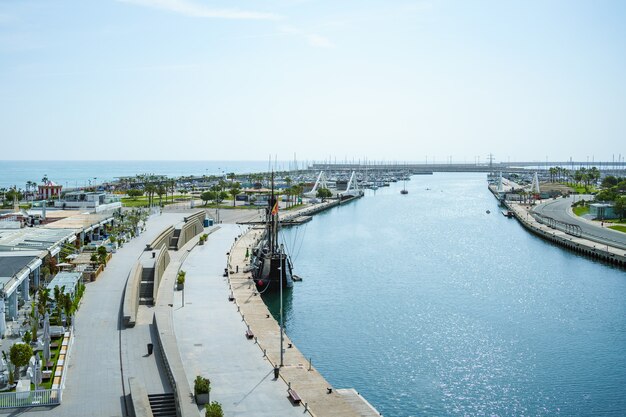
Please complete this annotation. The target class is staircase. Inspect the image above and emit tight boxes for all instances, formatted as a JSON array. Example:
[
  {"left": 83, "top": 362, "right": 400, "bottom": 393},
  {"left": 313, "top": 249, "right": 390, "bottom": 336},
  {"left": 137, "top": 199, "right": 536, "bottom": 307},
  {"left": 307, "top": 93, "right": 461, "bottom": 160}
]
[
  {"left": 148, "top": 393, "right": 177, "bottom": 417},
  {"left": 139, "top": 267, "right": 154, "bottom": 305},
  {"left": 169, "top": 229, "right": 181, "bottom": 250}
]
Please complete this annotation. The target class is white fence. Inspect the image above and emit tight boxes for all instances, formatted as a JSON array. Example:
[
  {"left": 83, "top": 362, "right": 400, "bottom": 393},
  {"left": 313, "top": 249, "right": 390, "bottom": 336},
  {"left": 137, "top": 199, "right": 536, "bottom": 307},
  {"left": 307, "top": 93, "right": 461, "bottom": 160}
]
[{"left": 0, "top": 388, "right": 61, "bottom": 408}]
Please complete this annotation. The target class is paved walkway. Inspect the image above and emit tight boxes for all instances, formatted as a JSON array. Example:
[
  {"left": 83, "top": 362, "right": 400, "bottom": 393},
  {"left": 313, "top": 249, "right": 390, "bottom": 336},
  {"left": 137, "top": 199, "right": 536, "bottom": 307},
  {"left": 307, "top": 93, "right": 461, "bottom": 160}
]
[
  {"left": 532, "top": 196, "right": 626, "bottom": 248},
  {"left": 16, "top": 212, "right": 188, "bottom": 417},
  {"left": 172, "top": 225, "right": 303, "bottom": 417}
]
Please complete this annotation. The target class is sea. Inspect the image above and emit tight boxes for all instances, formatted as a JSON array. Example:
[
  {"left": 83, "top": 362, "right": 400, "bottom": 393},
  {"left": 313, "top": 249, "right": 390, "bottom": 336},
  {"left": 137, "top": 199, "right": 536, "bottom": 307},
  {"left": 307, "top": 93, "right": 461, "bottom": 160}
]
[
  {"left": 0, "top": 160, "right": 288, "bottom": 189},
  {"left": 263, "top": 173, "right": 626, "bottom": 417}
]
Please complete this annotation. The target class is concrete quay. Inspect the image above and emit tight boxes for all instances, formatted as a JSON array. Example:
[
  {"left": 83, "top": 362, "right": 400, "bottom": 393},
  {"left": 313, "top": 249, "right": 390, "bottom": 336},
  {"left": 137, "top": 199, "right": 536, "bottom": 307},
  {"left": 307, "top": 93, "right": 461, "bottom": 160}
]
[
  {"left": 505, "top": 202, "right": 626, "bottom": 268},
  {"left": 227, "top": 228, "right": 381, "bottom": 417}
]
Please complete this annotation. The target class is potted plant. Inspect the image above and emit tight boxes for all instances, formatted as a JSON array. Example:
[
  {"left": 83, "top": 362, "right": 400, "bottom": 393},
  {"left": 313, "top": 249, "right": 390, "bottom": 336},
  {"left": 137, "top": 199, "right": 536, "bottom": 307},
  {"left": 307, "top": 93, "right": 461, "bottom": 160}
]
[
  {"left": 194, "top": 375, "right": 211, "bottom": 405},
  {"left": 205, "top": 401, "right": 223, "bottom": 417},
  {"left": 198, "top": 234, "right": 208, "bottom": 245},
  {"left": 177, "top": 270, "right": 186, "bottom": 290}
]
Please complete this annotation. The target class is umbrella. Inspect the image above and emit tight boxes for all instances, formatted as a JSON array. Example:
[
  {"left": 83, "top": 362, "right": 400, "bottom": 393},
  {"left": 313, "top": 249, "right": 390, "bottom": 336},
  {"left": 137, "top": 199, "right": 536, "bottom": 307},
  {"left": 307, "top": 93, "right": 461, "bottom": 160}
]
[{"left": 43, "top": 312, "right": 51, "bottom": 370}]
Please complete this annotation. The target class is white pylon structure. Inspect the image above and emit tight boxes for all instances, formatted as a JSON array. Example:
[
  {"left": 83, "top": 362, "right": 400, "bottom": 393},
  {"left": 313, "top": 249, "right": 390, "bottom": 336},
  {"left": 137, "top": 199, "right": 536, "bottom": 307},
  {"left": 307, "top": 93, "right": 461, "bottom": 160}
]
[
  {"left": 343, "top": 171, "right": 364, "bottom": 197},
  {"left": 305, "top": 171, "right": 328, "bottom": 197}
]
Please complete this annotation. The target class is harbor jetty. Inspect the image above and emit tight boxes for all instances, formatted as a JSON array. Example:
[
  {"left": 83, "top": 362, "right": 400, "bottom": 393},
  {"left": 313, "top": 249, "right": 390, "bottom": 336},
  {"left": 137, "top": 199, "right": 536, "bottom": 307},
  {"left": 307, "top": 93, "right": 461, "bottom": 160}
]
[{"left": 488, "top": 185, "right": 626, "bottom": 269}]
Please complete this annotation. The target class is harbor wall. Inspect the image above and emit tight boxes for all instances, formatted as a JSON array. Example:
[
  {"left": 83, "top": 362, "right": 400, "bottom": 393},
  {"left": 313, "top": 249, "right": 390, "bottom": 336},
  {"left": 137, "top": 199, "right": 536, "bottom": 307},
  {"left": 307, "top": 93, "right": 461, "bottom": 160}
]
[{"left": 489, "top": 186, "right": 626, "bottom": 269}]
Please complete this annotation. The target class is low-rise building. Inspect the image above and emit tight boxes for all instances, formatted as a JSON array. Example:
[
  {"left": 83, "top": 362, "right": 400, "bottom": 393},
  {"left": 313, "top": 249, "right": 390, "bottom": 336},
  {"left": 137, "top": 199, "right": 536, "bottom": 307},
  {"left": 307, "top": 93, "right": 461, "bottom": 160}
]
[
  {"left": 589, "top": 203, "right": 617, "bottom": 220},
  {"left": 53, "top": 192, "right": 121, "bottom": 213}
]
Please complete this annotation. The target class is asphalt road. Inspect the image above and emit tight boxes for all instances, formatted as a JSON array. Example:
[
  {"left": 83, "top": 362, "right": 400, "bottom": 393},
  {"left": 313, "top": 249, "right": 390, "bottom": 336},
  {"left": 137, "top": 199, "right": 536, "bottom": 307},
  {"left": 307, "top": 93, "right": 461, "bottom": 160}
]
[{"left": 532, "top": 196, "right": 626, "bottom": 248}]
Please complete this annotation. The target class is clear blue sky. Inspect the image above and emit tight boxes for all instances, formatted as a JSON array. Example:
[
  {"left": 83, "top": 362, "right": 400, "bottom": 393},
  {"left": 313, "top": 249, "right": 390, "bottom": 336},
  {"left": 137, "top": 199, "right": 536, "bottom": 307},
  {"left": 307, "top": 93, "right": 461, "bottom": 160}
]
[{"left": 1, "top": 0, "right": 625, "bottom": 163}]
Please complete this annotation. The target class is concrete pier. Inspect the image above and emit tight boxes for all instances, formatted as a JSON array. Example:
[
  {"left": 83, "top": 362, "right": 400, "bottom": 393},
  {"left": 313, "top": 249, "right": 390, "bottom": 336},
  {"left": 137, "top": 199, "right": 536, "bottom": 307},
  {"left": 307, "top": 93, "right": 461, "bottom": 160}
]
[{"left": 226, "top": 228, "right": 380, "bottom": 417}]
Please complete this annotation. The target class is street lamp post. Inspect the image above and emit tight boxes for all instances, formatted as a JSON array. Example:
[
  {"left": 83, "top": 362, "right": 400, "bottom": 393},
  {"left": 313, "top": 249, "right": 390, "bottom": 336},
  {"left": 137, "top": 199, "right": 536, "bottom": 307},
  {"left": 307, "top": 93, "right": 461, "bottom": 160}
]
[{"left": 279, "top": 243, "right": 284, "bottom": 368}]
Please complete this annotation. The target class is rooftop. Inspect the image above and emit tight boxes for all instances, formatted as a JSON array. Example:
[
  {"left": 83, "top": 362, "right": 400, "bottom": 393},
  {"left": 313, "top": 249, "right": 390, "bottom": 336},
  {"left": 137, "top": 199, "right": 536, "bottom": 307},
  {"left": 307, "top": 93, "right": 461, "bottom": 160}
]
[
  {"left": 0, "top": 228, "right": 76, "bottom": 252},
  {"left": 0, "top": 254, "right": 40, "bottom": 279}
]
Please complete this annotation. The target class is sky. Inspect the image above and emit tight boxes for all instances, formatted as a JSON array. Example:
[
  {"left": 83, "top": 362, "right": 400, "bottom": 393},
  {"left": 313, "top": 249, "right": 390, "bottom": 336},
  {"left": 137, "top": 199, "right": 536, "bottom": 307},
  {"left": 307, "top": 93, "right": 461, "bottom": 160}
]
[{"left": 0, "top": 0, "right": 625, "bottom": 164}]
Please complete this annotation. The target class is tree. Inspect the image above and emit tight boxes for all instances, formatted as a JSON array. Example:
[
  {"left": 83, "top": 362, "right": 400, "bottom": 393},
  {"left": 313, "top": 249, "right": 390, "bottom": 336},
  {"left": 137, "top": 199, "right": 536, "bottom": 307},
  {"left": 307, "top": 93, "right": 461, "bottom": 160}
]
[
  {"left": 614, "top": 196, "right": 626, "bottom": 221},
  {"left": 62, "top": 292, "right": 75, "bottom": 326},
  {"left": 10, "top": 343, "right": 33, "bottom": 382},
  {"left": 229, "top": 185, "right": 241, "bottom": 207},
  {"left": 156, "top": 184, "right": 166, "bottom": 205},
  {"left": 127, "top": 189, "right": 143, "bottom": 199},
  {"left": 316, "top": 188, "right": 332, "bottom": 201},
  {"left": 53, "top": 285, "right": 64, "bottom": 323},
  {"left": 200, "top": 191, "right": 212, "bottom": 206},
  {"left": 602, "top": 176, "right": 618, "bottom": 188},
  {"left": 97, "top": 245, "right": 108, "bottom": 266},
  {"left": 595, "top": 190, "right": 617, "bottom": 202}
]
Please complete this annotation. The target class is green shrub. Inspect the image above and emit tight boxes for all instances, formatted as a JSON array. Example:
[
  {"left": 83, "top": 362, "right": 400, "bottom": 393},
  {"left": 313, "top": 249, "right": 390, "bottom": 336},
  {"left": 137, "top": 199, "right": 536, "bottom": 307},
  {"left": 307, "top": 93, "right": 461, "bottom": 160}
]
[
  {"left": 194, "top": 375, "right": 210, "bottom": 395},
  {"left": 205, "top": 401, "right": 223, "bottom": 417}
]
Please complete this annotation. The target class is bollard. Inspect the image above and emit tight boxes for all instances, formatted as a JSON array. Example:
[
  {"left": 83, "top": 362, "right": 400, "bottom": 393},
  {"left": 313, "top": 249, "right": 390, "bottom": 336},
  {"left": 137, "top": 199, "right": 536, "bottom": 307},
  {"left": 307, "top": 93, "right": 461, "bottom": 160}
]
[
  {"left": 273, "top": 366, "right": 280, "bottom": 379},
  {"left": 308, "top": 358, "right": 312, "bottom": 371}
]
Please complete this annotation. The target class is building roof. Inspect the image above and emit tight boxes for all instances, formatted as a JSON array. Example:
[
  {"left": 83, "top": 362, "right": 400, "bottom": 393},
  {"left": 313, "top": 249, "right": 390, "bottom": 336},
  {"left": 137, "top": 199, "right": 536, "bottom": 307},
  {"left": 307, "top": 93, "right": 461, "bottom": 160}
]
[
  {"left": 0, "top": 255, "right": 39, "bottom": 279},
  {"left": 47, "top": 272, "right": 81, "bottom": 294},
  {"left": 0, "top": 228, "right": 76, "bottom": 252},
  {"left": 43, "top": 212, "right": 113, "bottom": 231}
]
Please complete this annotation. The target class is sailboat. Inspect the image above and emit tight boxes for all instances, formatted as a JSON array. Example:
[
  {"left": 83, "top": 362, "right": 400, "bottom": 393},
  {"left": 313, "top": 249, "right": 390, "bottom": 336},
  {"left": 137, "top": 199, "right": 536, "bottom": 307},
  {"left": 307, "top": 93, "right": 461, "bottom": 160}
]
[
  {"left": 251, "top": 173, "right": 294, "bottom": 291},
  {"left": 401, "top": 179, "right": 408, "bottom": 194}
]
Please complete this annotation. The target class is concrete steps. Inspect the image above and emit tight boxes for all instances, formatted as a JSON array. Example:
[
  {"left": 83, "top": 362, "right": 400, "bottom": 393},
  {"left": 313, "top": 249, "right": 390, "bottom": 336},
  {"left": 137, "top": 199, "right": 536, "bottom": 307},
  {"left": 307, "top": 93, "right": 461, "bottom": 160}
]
[{"left": 148, "top": 393, "right": 176, "bottom": 417}]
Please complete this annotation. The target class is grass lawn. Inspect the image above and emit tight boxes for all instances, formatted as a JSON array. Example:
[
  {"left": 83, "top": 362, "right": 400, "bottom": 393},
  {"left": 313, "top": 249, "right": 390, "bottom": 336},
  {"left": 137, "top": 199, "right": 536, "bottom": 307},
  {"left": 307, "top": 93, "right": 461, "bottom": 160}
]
[
  {"left": 285, "top": 203, "right": 304, "bottom": 211},
  {"left": 122, "top": 194, "right": 192, "bottom": 207},
  {"left": 572, "top": 206, "right": 589, "bottom": 216},
  {"left": 608, "top": 225, "right": 626, "bottom": 233},
  {"left": 566, "top": 183, "right": 598, "bottom": 194},
  {"left": 201, "top": 203, "right": 257, "bottom": 210}
]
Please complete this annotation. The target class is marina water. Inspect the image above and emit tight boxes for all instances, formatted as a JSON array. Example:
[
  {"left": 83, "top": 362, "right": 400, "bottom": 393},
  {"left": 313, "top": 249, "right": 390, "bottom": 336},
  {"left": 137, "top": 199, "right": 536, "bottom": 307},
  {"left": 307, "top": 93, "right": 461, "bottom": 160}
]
[{"left": 266, "top": 173, "right": 626, "bottom": 417}]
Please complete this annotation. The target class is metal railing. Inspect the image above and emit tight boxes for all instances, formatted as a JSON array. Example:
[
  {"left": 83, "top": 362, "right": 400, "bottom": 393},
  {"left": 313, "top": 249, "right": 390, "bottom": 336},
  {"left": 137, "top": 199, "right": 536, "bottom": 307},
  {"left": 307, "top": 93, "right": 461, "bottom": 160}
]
[
  {"left": 533, "top": 213, "right": 583, "bottom": 237},
  {"left": 0, "top": 388, "right": 61, "bottom": 409}
]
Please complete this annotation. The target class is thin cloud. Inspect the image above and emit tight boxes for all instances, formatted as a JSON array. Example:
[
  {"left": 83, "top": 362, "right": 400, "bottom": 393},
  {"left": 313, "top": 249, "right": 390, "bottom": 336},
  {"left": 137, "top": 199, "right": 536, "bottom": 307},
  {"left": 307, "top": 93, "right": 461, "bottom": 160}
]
[
  {"left": 117, "top": 0, "right": 280, "bottom": 20},
  {"left": 279, "top": 25, "right": 333, "bottom": 48}
]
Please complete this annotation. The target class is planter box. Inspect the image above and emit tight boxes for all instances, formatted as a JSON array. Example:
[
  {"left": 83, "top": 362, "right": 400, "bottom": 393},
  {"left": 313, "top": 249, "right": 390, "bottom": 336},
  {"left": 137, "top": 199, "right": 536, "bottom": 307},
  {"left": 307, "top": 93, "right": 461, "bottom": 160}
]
[
  {"left": 177, "top": 283, "right": 184, "bottom": 291},
  {"left": 195, "top": 392, "right": 210, "bottom": 405}
]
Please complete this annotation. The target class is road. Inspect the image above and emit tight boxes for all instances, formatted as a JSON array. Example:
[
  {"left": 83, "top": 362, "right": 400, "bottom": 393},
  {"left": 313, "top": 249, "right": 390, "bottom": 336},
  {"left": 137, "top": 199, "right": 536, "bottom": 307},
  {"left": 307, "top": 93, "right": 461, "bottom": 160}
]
[{"left": 532, "top": 196, "right": 626, "bottom": 249}]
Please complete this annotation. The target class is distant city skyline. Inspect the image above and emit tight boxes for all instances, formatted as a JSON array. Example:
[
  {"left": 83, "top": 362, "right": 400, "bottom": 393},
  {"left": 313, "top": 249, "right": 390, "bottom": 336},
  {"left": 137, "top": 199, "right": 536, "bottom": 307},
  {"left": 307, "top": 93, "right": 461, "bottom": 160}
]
[{"left": 1, "top": 0, "right": 625, "bottom": 162}]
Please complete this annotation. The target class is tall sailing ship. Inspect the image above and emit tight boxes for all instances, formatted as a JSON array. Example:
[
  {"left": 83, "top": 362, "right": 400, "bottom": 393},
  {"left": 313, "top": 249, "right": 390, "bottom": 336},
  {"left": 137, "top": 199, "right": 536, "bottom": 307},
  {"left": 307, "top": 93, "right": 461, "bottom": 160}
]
[{"left": 251, "top": 174, "right": 294, "bottom": 291}]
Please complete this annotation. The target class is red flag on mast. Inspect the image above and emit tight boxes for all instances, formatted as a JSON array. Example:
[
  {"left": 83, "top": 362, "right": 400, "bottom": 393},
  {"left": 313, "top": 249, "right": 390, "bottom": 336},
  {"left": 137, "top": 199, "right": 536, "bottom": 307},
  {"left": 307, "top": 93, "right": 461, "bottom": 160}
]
[{"left": 271, "top": 200, "right": 279, "bottom": 215}]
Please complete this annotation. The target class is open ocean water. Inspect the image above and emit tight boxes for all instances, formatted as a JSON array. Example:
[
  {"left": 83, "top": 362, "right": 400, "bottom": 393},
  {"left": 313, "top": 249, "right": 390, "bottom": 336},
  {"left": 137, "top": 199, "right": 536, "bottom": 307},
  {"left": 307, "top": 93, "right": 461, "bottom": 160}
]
[
  {"left": 0, "top": 160, "right": 288, "bottom": 189},
  {"left": 265, "top": 173, "right": 626, "bottom": 417}
]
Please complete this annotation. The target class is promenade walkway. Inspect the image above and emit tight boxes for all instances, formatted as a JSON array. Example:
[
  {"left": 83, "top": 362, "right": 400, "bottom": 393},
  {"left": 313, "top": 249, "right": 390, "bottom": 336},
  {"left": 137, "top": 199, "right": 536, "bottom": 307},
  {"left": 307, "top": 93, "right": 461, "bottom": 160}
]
[
  {"left": 19, "top": 212, "right": 187, "bottom": 417},
  {"left": 172, "top": 225, "right": 304, "bottom": 416},
  {"left": 532, "top": 196, "right": 626, "bottom": 248}
]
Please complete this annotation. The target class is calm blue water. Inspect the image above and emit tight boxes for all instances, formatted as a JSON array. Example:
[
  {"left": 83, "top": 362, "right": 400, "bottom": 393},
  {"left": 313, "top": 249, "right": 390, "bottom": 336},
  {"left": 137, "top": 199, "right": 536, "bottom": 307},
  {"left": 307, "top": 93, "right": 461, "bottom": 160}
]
[
  {"left": 267, "top": 173, "right": 626, "bottom": 417},
  {"left": 0, "top": 160, "right": 288, "bottom": 188}
]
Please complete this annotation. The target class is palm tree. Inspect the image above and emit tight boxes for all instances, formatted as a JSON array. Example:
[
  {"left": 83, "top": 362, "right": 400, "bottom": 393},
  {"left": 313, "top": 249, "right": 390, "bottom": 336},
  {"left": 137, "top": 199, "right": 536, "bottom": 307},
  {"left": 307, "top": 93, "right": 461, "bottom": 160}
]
[
  {"left": 41, "top": 175, "right": 49, "bottom": 185},
  {"left": 144, "top": 183, "right": 156, "bottom": 207},
  {"left": 229, "top": 184, "right": 241, "bottom": 207},
  {"left": 156, "top": 184, "right": 166, "bottom": 206}
]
